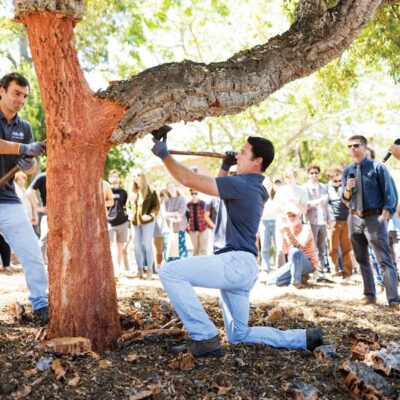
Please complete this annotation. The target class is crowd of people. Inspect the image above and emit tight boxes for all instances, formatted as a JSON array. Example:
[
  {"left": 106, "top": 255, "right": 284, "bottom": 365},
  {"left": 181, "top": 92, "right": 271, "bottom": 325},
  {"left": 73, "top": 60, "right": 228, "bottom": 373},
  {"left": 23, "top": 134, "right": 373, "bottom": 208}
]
[{"left": 1, "top": 71, "right": 400, "bottom": 357}]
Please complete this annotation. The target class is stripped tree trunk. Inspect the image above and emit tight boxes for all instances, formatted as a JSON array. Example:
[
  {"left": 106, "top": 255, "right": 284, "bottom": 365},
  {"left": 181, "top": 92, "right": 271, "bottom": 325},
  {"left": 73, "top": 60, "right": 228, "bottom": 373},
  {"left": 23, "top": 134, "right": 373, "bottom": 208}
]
[{"left": 13, "top": 0, "right": 382, "bottom": 351}]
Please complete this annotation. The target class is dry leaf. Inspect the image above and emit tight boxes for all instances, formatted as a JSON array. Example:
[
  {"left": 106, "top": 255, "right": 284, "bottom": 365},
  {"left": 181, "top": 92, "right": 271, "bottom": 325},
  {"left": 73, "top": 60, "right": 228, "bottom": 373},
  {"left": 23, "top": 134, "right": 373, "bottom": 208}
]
[
  {"left": 266, "top": 306, "right": 283, "bottom": 322},
  {"left": 215, "top": 385, "right": 232, "bottom": 395},
  {"left": 129, "top": 382, "right": 161, "bottom": 400},
  {"left": 15, "top": 384, "right": 32, "bottom": 398},
  {"left": 168, "top": 352, "right": 195, "bottom": 371},
  {"left": 22, "top": 368, "right": 37, "bottom": 378},
  {"left": 51, "top": 359, "right": 66, "bottom": 380},
  {"left": 68, "top": 375, "right": 80, "bottom": 387},
  {"left": 124, "top": 353, "right": 140, "bottom": 362},
  {"left": 99, "top": 359, "right": 112, "bottom": 369}
]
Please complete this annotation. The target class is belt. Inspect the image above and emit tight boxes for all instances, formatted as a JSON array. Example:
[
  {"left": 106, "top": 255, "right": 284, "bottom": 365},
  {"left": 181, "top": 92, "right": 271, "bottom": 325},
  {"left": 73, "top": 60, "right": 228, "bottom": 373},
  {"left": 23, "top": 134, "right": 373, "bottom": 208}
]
[{"left": 351, "top": 208, "right": 382, "bottom": 218}]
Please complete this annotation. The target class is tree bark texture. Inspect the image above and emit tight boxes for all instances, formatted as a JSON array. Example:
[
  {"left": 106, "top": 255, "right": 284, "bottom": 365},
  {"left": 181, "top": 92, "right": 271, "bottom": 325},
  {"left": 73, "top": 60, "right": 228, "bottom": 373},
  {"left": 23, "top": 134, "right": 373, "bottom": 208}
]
[
  {"left": 19, "top": 11, "right": 125, "bottom": 352},
  {"left": 96, "top": 0, "right": 382, "bottom": 144}
]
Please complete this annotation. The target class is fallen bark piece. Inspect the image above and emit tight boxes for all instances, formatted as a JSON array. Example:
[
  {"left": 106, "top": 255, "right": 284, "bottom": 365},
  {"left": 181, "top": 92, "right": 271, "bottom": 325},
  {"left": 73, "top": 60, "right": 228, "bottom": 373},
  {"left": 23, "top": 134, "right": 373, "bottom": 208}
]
[
  {"left": 98, "top": 360, "right": 112, "bottom": 369},
  {"left": 119, "top": 328, "right": 183, "bottom": 342},
  {"left": 348, "top": 331, "right": 380, "bottom": 350},
  {"left": 14, "top": 384, "right": 31, "bottom": 398},
  {"left": 51, "top": 359, "right": 66, "bottom": 380},
  {"left": 364, "top": 342, "right": 400, "bottom": 376},
  {"left": 168, "top": 352, "right": 196, "bottom": 371},
  {"left": 351, "top": 341, "right": 371, "bottom": 361},
  {"left": 67, "top": 374, "right": 80, "bottom": 387},
  {"left": 39, "top": 337, "right": 92, "bottom": 355},
  {"left": 266, "top": 306, "right": 283, "bottom": 322},
  {"left": 283, "top": 378, "right": 321, "bottom": 399},
  {"left": 339, "top": 361, "right": 394, "bottom": 399},
  {"left": 314, "top": 345, "right": 337, "bottom": 361},
  {"left": 129, "top": 382, "right": 161, "bottom": 400}
]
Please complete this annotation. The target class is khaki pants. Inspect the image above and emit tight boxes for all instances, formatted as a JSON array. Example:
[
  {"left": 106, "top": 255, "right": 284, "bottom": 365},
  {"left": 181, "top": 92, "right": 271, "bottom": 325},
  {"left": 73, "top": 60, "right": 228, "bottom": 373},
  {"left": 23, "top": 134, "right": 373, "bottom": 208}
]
[
  {"left": 328, "top": 220, "right": 354, "bottom": 277},
  {"left": 189, "top": 230, "right": 209, "bottom": 256}
]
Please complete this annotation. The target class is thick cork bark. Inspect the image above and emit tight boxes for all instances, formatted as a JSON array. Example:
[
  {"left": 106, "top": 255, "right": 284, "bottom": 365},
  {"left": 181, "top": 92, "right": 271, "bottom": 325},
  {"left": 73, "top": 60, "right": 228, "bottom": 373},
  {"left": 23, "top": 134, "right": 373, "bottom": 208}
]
[{"left": 20, "top": 11, "right": 125, "bottom": 352}]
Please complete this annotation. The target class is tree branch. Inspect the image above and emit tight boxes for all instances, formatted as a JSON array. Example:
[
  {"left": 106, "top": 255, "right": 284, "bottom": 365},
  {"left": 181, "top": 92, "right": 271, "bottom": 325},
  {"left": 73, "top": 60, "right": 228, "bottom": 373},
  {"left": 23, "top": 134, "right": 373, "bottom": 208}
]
[{"left": 96, "top": 0, "right": 381, "bottom": 144}]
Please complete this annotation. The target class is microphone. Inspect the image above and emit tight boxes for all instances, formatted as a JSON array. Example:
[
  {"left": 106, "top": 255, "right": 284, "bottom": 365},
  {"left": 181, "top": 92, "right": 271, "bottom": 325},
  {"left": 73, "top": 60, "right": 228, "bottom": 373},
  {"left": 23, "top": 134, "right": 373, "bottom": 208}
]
[{"left": 383, "top": 138, "right": 400, "bottom": 163}]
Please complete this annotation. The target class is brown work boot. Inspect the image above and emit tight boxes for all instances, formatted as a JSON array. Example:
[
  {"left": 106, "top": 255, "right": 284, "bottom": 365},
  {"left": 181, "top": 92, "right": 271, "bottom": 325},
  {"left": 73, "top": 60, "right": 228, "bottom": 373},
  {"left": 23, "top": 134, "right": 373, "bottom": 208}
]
[
  {"left": 360, "top": 297, "right": 377, "bottom": 305},
  {"left": 170, "top": 335, "right": 224, "bottom": 358},
  {"left": 389, "top": 303, "right": 399, "bottom": 312}
]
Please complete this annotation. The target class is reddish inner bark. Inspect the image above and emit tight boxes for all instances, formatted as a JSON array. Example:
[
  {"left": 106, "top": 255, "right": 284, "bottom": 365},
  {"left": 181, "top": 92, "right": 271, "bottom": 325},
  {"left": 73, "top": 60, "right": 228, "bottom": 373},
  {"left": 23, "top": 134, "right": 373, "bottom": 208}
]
[{"left": 22, "top": 12, "right": 126, "bottom": 351}]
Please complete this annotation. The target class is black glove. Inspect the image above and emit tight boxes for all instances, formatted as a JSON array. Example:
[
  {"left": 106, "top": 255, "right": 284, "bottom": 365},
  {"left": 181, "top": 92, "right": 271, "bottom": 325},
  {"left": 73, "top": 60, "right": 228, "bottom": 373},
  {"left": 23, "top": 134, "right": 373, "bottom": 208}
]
[
  {"left": 221, "top": 151, "right": 238, "bottom": 171},
  {"left": 19, "top": 141, "right": 46, "bottom": 157},
  {"left": 16, "top": 156, "right": 35, "bottom": 171}
]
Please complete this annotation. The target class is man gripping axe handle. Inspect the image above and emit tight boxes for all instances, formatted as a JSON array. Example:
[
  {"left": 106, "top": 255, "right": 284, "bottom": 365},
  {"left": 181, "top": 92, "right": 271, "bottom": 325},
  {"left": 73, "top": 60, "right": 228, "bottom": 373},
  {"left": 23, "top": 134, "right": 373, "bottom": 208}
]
[
  {"left": 0, "top": 141, "right": 46, "bottom": 187},
  {"left": 150, "top": 125, "right": 230, "bottom": 160}
]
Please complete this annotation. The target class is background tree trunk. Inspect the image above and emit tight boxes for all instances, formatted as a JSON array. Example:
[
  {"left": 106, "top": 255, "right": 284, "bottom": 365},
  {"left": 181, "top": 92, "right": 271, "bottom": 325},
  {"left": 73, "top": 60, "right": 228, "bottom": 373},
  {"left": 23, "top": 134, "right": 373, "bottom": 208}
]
[{"left": 19, "top": 10, "right": 125, "bottom": 352}]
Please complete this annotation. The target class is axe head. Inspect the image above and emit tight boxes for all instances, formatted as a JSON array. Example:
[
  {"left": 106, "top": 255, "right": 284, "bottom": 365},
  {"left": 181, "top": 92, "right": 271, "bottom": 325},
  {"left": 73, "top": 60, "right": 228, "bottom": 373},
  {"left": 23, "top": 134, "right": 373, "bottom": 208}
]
[{"left": 151, "top": 125, "right": 172, "bottom": 142}]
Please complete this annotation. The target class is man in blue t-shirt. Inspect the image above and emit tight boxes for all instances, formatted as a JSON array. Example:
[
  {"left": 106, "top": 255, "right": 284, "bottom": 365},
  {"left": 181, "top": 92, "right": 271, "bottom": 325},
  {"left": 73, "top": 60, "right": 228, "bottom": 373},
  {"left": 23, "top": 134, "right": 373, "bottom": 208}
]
[
  {"left": 0, "top": 72, "right": 48, "bottom": 324},
  {"left": 151, "top": 127, "right": 323, "bottom": 357}
]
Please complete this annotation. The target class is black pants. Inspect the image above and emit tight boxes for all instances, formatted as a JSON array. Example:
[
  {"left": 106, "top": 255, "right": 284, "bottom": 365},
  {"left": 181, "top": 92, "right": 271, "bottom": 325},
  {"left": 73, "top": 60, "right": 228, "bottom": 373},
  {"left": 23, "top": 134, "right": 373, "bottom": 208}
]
[{"left": 0, "top": 234, "right": 11, "bottom": 267}]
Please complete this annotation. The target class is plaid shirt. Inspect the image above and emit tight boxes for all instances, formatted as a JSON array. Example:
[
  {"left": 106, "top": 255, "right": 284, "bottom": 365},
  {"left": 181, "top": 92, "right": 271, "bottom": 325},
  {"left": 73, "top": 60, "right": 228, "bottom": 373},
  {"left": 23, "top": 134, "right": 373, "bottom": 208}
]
[{"left": 187, "top": 200, "right": 208, "bottom": 232}]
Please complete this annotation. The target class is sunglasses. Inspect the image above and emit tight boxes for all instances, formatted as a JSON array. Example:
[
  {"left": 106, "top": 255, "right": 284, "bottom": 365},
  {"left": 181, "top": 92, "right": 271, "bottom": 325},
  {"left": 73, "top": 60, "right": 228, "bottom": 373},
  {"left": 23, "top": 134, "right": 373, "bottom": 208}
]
[
  {"left": 309, "top": 171, "right": 319, "bottom": 175},
  {"left": 333, "top": 179, "right": 342, "bottom": 183},
  {"left": 347, "top": 143, "right": 363, "bottom": 149},
  {"left": 190, "top": 192, "right": 198, "bottom": 195},
  {"left": 287, "top": 213, "right": 298, "bottom": 218}
]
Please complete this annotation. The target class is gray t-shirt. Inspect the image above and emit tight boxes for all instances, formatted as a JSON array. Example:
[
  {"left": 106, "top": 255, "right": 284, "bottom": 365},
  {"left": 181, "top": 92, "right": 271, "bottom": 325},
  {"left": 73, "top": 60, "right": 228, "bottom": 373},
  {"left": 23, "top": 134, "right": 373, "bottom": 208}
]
[
  {"left": 214, "top": 173, "right": 268, "bottom": 257},
  {"left": 0, "top": 110, "right": 33, "bottom": 204}
]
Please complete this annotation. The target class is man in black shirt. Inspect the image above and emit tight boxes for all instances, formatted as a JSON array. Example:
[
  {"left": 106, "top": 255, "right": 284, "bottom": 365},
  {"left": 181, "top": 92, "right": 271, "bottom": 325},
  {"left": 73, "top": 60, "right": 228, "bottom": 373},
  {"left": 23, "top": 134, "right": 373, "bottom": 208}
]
[
  {"left": 327, "top": 167, "right": 354, "bottom": 279},
  {"left": 27, "top": 172, "right": 47, "bottom": 260},
  {"left": 0, "top": 72, "right": 48, "bottom": 324},
  {"left": 107, "top": 169, "right": 129, "bottom": 274}
]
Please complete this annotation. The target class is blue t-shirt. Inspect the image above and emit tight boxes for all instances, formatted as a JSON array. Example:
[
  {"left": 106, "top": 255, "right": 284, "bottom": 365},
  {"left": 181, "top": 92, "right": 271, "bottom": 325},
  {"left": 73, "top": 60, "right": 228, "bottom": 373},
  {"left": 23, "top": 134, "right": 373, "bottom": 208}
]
[
  {"left": 214, "top": 173, "right": 268, "bottom": 257},
  {"left": 0, "top": 110, "right": 33, "bottom": 204}
]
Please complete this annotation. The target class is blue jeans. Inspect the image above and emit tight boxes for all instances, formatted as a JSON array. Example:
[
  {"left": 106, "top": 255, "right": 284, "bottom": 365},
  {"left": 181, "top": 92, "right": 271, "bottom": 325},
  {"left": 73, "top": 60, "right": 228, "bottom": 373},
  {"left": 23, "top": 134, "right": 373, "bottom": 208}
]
[
  {"left": 159, "top": 251, "right": 307, "bottom": 350},
  {"left": 268, "top": 248, "right": 314, "bottom": 286},
  {"left": 0, "top": 203, "right": 48, "bottom": 310},
  {"left": 349, "top": 214, "right": 400, "bottom": 305},
  {"left": 131, "top": 222, "right": 155, "bottom": 273},
  {"left": 260, "top": 219, "right": 276, "bottom": 272},
  {"left": 369, "top": 246, "right": 384, "bottom": 286}
]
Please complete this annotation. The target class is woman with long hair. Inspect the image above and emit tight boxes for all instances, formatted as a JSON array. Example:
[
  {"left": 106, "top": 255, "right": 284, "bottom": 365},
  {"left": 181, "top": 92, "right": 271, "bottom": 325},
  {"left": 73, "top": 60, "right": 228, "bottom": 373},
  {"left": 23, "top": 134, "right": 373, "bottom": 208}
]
[
  {"left": 128, "top": 170, "right": 160, "bottom": 279},
  {"left": 162, "top": 182, "right": 188, "bottom": 262}
]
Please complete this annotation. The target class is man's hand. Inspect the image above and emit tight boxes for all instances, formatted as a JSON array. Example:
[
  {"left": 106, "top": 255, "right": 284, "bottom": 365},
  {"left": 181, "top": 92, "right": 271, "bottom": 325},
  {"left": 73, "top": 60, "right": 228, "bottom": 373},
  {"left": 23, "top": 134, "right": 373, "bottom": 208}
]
[
  {"left": 151, "top": 138, "right": 170, "bottom": 160},
  {"left": 379, "top": 209, "right": 390, "bottom": 222},
  {"left": 19, "top": 142, "right": 46, "bottom": 157},
  {"left": 280, "top": 226, "right": 290, "bottom": 235},
  {"left": 16, "top": 156, "right": 35, "bottom": 171},
  {"left": 345, "top": 177, "right": 356, "bottom": 191},
  {"left": 141, "top": 214, "right": 152, "bottom": 222},
  {"left": 221, "top": 151, "right": 238, "bottom": 171}
]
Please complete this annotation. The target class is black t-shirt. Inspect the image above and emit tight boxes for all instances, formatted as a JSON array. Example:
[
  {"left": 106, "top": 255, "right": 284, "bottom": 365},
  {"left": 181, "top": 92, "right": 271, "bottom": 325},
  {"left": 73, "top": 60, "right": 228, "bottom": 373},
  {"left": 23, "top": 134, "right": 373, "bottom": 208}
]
[
  {"left": 107, "top": 187, "right": 128, "bottom": 227},
  {"left": 29, "top": 172, "right": 47, "bottom": 207},
  {"left": 0, "top": 110, "right": 33, "bottom": 204}
]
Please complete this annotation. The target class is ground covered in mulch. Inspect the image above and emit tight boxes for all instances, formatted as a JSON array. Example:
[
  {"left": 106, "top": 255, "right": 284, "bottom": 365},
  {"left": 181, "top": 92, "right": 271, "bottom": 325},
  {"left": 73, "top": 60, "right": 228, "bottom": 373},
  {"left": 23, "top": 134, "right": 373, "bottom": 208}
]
[{"left": 0, "top": 273, "right": 399, "bottom": 399}]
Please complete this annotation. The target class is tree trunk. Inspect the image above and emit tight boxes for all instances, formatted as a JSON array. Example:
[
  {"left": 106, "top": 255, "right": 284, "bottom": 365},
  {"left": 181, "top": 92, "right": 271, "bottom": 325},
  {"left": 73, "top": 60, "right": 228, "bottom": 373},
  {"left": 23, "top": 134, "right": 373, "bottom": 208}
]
[{"left": 19, "top": 10, "right": 125, "bottom": 352}]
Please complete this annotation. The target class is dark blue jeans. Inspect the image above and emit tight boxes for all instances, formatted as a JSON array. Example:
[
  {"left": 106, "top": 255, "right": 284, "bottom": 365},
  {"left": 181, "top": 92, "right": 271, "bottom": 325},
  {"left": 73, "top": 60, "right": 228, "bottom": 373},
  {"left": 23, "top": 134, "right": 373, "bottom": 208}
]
[
  {"left": 268, "top": 248, "right": 314, "bottom": 286},
  {"left": 349, "top": 214, "right": 400, "bottom": 305}
]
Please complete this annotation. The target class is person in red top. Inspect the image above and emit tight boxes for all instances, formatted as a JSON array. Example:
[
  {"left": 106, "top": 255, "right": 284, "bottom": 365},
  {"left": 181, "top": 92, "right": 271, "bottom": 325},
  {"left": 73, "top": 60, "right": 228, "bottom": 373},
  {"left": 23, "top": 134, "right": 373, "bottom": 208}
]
[
  {"left": 268, "top": 204, "right": 318, "bottom": 288},
  {"left": 187, "top": 189, "right": 210, "bottom": 256}
]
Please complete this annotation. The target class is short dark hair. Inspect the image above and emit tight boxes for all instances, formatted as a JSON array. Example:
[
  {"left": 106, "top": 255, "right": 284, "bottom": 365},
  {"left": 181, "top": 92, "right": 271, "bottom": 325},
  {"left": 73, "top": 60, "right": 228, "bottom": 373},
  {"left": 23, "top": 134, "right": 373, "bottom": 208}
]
[
  {"left": 348, "top": 135, "right": 368, "bottom": 146},
  {"left": 307, "top": 164, "right": 321, "bottom": 174},
  {"left": 247, "top": 136, "right": 274, "bottom": 172},
  {"left": 0, "top": 72, "right": 30, "bottom": 91}
]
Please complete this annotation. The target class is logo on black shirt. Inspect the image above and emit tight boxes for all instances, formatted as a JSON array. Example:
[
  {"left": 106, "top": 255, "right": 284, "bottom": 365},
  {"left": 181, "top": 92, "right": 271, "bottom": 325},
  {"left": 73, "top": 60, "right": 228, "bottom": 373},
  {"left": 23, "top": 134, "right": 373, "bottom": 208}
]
[{"left": 11, "top": 131, "right": 24, "bottom": 140}]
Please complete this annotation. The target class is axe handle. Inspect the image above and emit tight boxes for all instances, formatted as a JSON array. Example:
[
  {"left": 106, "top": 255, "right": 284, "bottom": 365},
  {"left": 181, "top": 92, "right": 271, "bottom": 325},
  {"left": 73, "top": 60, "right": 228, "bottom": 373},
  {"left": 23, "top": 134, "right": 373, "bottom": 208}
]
[
  {"left": 0, "top": 165, "right": 20, "bottom": 187},
  {"left": 169, "top": 150, "right": 226, "bottom": 159}
]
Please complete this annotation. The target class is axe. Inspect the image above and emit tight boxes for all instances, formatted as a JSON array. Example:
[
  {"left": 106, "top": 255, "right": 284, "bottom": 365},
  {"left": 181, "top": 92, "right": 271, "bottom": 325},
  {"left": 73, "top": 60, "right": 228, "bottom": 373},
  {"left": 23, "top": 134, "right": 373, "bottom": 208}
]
[{"left": 151, "top": 125, "right": 225, "bottom": 159}]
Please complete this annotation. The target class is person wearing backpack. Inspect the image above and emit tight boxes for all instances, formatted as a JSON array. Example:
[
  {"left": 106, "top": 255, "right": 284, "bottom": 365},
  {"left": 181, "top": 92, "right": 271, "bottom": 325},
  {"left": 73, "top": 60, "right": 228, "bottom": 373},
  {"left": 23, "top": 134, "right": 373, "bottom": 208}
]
[{"left": 107, "top": 169, "right": 129, "bottom": 275}]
